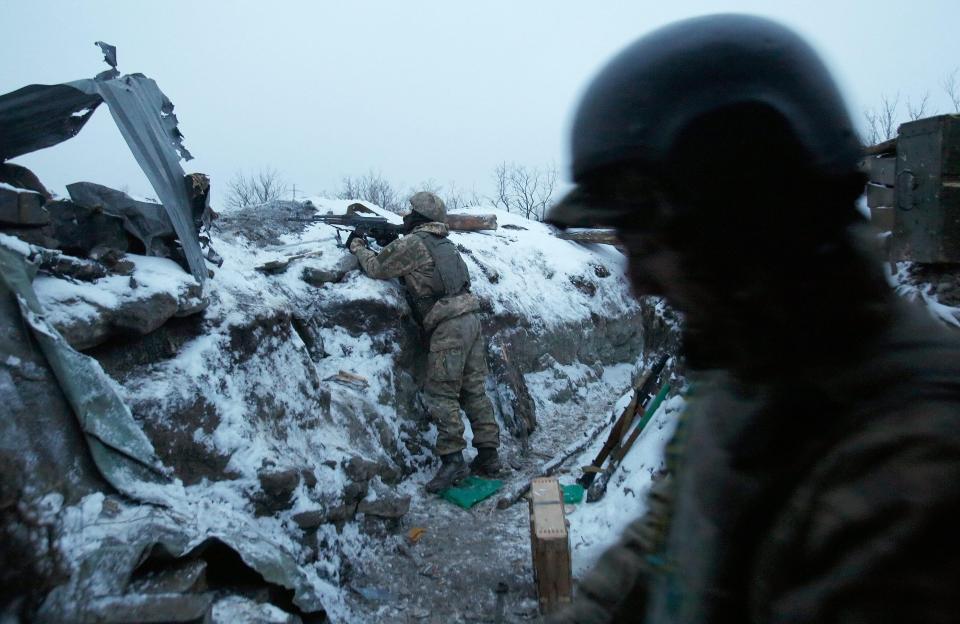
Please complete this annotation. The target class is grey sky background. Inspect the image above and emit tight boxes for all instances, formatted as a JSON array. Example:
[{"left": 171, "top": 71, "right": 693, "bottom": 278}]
[{"left": 3, "top": 0, "right": 959, "bottom": 208}]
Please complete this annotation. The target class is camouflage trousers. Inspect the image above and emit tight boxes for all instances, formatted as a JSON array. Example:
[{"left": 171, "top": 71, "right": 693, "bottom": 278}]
[{"left": 422, "top": 312, "right": 500, "bottom": 455}]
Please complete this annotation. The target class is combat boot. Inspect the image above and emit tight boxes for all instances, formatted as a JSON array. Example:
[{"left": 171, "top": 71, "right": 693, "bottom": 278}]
[
  {"left": 426, "top": 452, "right": 469, "bottom": 493},
  {"left": 470, "top": 447, "right": 503, "bottom": 476}
]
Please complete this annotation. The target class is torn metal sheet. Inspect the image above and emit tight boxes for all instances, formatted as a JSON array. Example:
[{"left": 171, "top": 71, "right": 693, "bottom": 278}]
[
  {"left": 69, "top": 72, "right": 205, "bottom": 284},
  {"left": 0, "top": 233, "right": 170, "bottom": 502},
  {"left": 67, "top": 181, "right": 175, "bottom": 255},
  {"left": 0, "top": 42, "right": 207, "bottom": 285},
  {"left": 95, "top": 40, "right": 118, "bottom": 69},
  {"left": 0, "top": 83, "right": 102, "bottom": 161}
]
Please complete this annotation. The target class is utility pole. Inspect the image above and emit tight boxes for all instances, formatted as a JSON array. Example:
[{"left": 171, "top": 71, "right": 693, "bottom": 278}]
[{"left": 291, "top": 183, "right": 297, "bottom": 204}]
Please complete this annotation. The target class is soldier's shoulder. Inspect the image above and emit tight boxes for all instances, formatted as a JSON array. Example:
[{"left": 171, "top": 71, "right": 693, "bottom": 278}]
[{"left": 387, "top": 231, "right": 429, "bottom": 253}]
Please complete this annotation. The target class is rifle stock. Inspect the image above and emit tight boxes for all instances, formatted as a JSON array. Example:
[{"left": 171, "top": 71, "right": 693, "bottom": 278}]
[{"left": 577, "top": 353, "right": 669, "bottom": 488}]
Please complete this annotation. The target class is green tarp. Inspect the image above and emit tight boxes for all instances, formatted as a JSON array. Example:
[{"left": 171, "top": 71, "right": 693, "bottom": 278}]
[
  {"left": 562, "top": 483, "right": 585, "bottom": 504},
  {"left": 0, "top": 235, "right": 170, "bottom": 502},
  {"left": 440, "top": 476, "right": 504, "bottom": 509}
]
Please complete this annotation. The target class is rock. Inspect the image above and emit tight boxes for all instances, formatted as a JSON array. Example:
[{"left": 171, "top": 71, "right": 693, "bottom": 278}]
[
  {"left": 112, "top": 291, "right": 180, "bottom": 335},
  {"left": 45, "top": 199, "right": 129, "bottom": 257},
  {"left": 256, "top": 469, "right": 300, "bottom": 514},
  {"left": 378, "top": 465, "right": 402, "bottom": 485},
  {"left": 291, "top": 510, "right": 326, "bottom": 530},
  {"left": 342, "top": 456, "right": 380, "bottom": 483},
  {"left": 37, "top": 267, "right": 206, "bottom": 351},
  {"left": 0, "top": 163, "right": 52, "bottom": 199},
  {"left": 592, "top": 263, "right": 611, "bottom": 278},
  {"left": 89, "top": 245, "right": 135, "bottom": 275},
  {"left": 127, "top": 559, "right": 207, "bottom": 595},
  {"left": 0, "top": 184, "right": 48, "bottom": 226},
  {"left": 301, "top": 266, "right": 342, "bottom": 287},
  {"left": 335, "top": 252, "right": 359, "bottom": 274},
  {"left": 342, "top": 480, "right": 369, "bottom": 505},
  {"left": 357, "top": 495, "right": 410, "bottom": 519},
  {"left": 83, "top": 592, "right": 214, "bottom": 623},
  {"left": 300, "top": 468, "right": 318, "bottom": 489},
  {"left": 293, "top": 503, "right": 357, "bottom": 531},
  {"left": 42, "top": 253, "right": 108, "bottom": 282},
  {"left": 569, "top": 274, "right": 597, "bottom": 297}
]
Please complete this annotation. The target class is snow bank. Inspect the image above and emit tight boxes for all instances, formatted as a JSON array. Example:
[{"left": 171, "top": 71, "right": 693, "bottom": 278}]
[{"left": 29, "top": 196, "right": 658, "bottom": 621}]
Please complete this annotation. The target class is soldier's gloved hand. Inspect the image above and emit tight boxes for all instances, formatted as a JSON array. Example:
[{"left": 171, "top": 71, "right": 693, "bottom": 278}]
[{"left": 346, "top": 231, "right": 367, "bottom": 253}]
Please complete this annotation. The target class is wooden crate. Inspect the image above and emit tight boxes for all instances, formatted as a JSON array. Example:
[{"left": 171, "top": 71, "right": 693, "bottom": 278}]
[
  {"left": 529, "top": 477, "right": 572, "bottom": 614},
  {"left": 891, "top": 115, "right": 960, "bottom": 262}
]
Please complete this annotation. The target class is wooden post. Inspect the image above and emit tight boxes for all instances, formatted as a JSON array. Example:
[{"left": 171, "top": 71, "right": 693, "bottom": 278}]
[
  {"left": 446, "top": 213, "right": 498, "bottom": 231},
  {"left": 529, "top": 477, "right": 572, "bottom": 615},
  {"left": 555, "top": 229, "right": 620, "bottom": 245}
]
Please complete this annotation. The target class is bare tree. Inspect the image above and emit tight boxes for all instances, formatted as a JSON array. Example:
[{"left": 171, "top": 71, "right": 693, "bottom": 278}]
[
  {"left": 225, "top": 167, "right": 288, "bottom": 210},
  {"left": 863, "top": 92, "right": 901, "bottom": 145},
  {"left": 943, "top": 68, "right": 960, "bottom": 113},
  {"left": 491, "top": 162, "right": 511, "bottom": 212},
  {"left": 337, "top": 171, "right": 404, "bottom": 213},
  {"left": 489, "top": 162, "right": 558, "bottom": 221},
  {"left": 907, "top": 91, "right": 931, "bottom": 121}
]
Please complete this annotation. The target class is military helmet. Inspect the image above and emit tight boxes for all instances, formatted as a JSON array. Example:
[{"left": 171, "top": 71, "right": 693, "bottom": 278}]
[
  {"left": 548, "top": 14, "right": 862, "bottom": 227},
  {"left": 409, "top": 191, "right": 447, "bottom": 223}
]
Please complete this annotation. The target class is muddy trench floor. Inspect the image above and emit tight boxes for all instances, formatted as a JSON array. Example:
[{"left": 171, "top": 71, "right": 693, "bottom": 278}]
[{"left": 344, "top": 390, "right": 624, "bottom": 623}]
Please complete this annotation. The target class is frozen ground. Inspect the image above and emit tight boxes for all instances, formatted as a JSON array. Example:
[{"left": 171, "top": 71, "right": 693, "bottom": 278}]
[{"left": 25, "top": 198, "right": 672, "bottom": 622}]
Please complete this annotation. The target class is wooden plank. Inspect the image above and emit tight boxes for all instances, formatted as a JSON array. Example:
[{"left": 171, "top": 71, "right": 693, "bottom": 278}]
[
  {"left": 529, "top": 477, "right": 572, "bottom": 615},
  {"left": 867, "top": 183, "right": 896, "bottom": 208},
  {"left": 863, "top": 137, "right": 897, "bottom": 156},
  {"left": 556, "top": 229, "right": 619, "bottom": 245},
  {"left": 866, "top": 156, "right": 897, "bottom": 186},
  {"left": 446, "top": 213, "right": 497, "bottom": 231},
  {"left": 870, "top": 206, "right": 895, "bottom": 232}
]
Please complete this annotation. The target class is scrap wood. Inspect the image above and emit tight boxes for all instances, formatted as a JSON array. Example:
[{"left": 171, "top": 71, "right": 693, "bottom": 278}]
[{"left": 324, "top": 369, "right": 369, "bottom": 388}]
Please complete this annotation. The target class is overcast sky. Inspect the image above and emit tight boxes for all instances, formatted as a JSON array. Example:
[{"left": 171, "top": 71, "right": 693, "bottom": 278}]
[{"left": 3, "top": 0, "right": 959, "bottom": 207}]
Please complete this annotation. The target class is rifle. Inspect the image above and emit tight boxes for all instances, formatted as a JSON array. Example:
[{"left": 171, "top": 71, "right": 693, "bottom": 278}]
[
  {"left": 303, "top": 214, "right": 405, "bottom": 247},
  {"left": 586, "top": 380, "right": 672, "bottom": 502},
  {"left": 577, "top": 353, "right": 669, "bottom": 489}
]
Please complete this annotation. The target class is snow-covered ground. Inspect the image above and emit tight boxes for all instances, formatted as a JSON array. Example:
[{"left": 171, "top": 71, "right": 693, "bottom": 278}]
[{"left": 22, "top": 198, "right": 668, "bottom": 621}]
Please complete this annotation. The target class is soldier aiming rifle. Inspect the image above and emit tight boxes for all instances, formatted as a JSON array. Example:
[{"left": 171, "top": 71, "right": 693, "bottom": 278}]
[{"left": 348, "top": 191, "right": 504, "bottom": 493}]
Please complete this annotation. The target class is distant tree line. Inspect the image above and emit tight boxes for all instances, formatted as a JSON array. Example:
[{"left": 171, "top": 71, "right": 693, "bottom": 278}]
[
  {"left": 863, "top": 67, "right": 960, "bottom": 145},
  {"left": 224, "top": 162, "right": 560, "bottom": 222}
]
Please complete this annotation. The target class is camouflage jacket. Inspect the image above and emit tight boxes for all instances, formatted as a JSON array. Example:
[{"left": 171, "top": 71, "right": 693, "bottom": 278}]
[
  {"left": 354, "top": 222, "right": 479, "bottom": 332},
  {"left": 554, "top": 301, "right": 960, "bottom": 624}
]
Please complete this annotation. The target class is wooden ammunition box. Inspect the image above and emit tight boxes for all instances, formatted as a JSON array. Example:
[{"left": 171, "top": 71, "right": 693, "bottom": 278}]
[
  {"left": 529, "top": 477, "right": 572, "bottom": 614},
  {"left": 890, "top": 115, "right": 960, "bottom": 262}
]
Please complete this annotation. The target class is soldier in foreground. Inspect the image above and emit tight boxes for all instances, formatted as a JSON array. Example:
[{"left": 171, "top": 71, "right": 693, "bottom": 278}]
[
  {"left": 349, "top": 192, "right": 502, "bottom": 493},
  {"left": 547, "top": 14, "right": 960, "bottom": 623}
]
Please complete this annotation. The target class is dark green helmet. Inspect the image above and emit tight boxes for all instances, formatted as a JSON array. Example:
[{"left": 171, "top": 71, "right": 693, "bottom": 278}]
[
  {"left": 549, "top": 14, "right": 862, "bottom": 227},
  {"left": 409, "top": 191, "right": 446, "bottom": 223}
]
